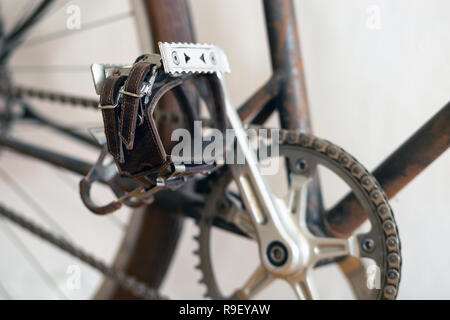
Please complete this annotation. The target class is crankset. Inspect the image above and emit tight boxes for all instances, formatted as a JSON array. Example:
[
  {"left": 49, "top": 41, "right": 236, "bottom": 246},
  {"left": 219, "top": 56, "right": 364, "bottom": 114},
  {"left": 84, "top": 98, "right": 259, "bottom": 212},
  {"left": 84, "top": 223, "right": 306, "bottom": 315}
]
[{"left": 194, "top": 129, "right": 401, "bottom": 300}]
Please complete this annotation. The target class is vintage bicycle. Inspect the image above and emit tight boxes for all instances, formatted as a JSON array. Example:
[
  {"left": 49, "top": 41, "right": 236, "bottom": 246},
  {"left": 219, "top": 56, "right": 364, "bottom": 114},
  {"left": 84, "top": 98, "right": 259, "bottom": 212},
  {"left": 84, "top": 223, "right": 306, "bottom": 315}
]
[{"left": 0, "top": 0, "right": 448, "bottom": 300}]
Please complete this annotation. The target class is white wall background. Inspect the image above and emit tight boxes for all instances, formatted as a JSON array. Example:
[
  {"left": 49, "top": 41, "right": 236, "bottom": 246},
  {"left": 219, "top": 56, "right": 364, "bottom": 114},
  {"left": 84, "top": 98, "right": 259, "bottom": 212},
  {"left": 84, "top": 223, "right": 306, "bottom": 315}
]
[{"left": 0, "top": 0, "right": 448, "bottom": 299}]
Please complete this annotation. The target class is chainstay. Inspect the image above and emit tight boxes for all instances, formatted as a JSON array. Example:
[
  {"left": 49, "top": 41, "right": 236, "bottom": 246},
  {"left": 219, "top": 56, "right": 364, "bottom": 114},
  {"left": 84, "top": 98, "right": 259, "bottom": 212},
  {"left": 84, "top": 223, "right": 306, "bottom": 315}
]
[
  {"left": 0, "top": 83, "right": 98, "bottom": 109},
  {"left": 0, "top": 203, "right": 165, "bottom": 300}
]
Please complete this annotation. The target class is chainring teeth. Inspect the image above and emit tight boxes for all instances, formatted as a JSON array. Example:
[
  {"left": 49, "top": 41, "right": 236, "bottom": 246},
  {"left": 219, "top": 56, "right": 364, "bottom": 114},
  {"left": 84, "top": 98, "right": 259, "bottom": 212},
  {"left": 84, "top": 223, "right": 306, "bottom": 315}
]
[
  {"left": 281, "top": 129, "right": 402, "bottom": 299},
  {"left": 193, "top": 230, "right": 216, "bottom": 299},
  {"left": 195, "top": 129, "right": 402, "bottom": 300}
]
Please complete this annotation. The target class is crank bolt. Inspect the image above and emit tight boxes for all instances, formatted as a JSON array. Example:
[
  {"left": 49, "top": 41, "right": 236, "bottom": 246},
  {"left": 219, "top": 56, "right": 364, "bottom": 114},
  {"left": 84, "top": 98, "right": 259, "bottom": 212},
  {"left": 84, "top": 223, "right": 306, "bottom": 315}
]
[
  {"left": 266, "top": 241, "right": 288, "bottom": 267},
  {"left": 172, "top": 51, "right": 180, "bottom": 65},
  {"left": 362, "top": 238, "right": 375, "bottom": 253},
  {"left": 295, "top": 159, "right": 308, "bottom": 174}
]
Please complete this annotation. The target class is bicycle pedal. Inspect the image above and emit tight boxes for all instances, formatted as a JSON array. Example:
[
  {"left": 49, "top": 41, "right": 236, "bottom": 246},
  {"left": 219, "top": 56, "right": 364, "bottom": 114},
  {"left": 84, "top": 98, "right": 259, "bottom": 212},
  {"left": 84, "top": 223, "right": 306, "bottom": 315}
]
[
  {"left": 83, "top": 42, "right": 230, "bottom": 215},
  {"left": 91, "top": 43, "right": 230, "bottom": 95}
]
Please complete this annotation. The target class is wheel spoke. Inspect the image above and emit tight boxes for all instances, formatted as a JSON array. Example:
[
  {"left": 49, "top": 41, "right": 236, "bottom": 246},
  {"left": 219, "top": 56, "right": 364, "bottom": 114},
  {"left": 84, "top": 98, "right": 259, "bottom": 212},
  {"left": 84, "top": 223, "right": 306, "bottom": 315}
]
[
  {"left": 0, "top": 219, "right": 68, "bottom": 299},
  {"left": 0, "top": 280, "right": 12, "bottom": 300},
  {"left": 0, "top": 167, "right": 69, "bottom": 238},
  {"left": 23, "top": 11, "right": 133, "bottom": 48},
  {"left": 10, "top": 65, "right": 90, "bottom": 73},
  {"left": 232, "top": 265, "right": 274, "bottom": 299}
]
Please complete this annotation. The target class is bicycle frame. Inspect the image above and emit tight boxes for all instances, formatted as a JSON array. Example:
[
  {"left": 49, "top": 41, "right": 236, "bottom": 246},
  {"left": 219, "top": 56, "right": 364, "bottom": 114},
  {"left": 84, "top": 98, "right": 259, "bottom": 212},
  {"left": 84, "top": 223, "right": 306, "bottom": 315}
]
[{"left": 0, "top": 0, "right": 449, "bottom": 239}]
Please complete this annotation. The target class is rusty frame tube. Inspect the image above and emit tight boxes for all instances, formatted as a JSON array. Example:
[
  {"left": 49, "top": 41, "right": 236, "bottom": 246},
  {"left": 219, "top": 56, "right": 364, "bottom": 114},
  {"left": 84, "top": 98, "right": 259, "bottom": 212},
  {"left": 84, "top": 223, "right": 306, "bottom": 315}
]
[
  {"left": 237, "top": 72, "right": 282, "bottom": 122},
  {"left": 263, "top": 0, "right": 311, "bottom": 132},
  {"left": 325, "top": 102, "right": 450, "bottom": 236},
  {"left": 262, "top": 0, "right": 324, "bottom": 228}
]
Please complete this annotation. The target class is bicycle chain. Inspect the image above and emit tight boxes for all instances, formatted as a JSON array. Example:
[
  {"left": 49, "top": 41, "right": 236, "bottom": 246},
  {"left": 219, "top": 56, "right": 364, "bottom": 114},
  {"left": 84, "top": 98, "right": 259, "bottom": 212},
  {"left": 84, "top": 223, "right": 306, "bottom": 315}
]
[
  {"left": 0, "top": 203, "right": 165, "bottom": 300},
  {"left": 195, "top": 128, "right": 402, "bottom": 300},
  {"left": 0, "top": 83, "right": 98, "bottom": 109},
  {"left": 0, "top": 83, "right": 185, "bottom": 126}
]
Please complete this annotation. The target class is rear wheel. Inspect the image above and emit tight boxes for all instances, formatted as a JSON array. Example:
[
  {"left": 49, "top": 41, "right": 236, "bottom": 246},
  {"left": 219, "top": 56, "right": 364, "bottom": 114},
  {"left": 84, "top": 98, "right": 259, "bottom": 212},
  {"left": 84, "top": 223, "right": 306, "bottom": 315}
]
[{"left": 0, "top": 0, "right": 194, "bottom": 299}]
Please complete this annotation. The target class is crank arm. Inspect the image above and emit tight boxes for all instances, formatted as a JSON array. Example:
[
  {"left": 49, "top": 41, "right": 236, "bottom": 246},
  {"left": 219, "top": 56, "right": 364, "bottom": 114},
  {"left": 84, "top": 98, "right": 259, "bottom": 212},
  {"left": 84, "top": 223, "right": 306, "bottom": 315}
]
[{"left": 216, "top": 73, "right": 301, "bottom": 274}]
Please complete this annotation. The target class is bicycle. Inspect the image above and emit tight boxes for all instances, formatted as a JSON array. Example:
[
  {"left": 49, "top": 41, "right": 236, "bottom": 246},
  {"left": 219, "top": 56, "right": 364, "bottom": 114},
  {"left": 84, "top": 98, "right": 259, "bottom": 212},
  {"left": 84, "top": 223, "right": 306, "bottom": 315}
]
[{"left": 0, "top": 0, "right": 448, "bottom": 300}]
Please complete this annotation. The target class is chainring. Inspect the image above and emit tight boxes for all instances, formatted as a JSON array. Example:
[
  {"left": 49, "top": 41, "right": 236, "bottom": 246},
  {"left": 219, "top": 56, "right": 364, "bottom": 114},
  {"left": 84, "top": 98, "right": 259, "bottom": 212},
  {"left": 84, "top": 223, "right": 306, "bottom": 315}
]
[{"left": 194, "top": 129, "right": 401, "bottom": 300}]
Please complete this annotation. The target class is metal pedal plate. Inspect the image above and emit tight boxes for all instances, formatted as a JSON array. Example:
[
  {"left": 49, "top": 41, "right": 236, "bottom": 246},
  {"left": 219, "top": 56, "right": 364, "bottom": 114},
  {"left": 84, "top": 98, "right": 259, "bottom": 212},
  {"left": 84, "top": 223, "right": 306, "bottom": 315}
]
[
  {"left": 158, "top": 42, "right": 230, "bottom": 74},
  {"left": 90, "top": 54, "right": 161, "bottom": 94}
]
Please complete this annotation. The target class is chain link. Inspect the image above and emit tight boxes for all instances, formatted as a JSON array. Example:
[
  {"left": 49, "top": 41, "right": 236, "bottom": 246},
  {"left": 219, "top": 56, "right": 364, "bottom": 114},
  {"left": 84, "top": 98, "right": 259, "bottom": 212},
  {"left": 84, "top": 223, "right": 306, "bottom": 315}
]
[{"left": 0, "top": 83, "right": 98, "bottom": 109}]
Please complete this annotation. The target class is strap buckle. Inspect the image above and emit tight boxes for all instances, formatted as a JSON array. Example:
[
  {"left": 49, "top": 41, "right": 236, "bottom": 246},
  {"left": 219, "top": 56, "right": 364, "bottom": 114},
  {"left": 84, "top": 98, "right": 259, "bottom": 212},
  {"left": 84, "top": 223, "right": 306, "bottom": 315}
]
[
  {"left": 98, "top": 102, "right": 119, "bottom": 110},
  {"left": 119, "top": 89, "right": 144, "bottom": 98},
  {"left": 98, "top": 64, "right": 158, "bottom": 111},
  {"left": 119, "top": 66, "right": 158, "bottom": 99},
  {"left": 97, "top": 84, "right": 144, "bottom": 110},
  {"left": 98, "top": 87, "right": 122, "bottom": 110}
]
